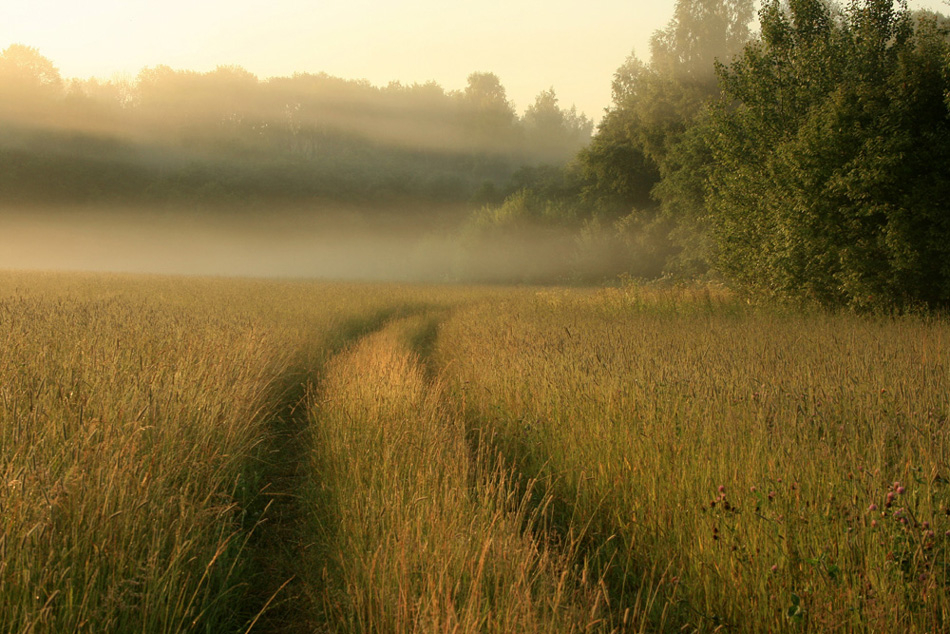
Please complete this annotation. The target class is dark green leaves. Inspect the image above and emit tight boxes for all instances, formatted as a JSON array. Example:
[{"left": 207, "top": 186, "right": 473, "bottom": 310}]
[{"left": 707, "top": 0, "right": 950, "bottom": 309}]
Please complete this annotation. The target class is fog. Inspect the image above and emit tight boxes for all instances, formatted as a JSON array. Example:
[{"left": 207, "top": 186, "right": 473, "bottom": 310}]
[{"left": 0, "top": 207, "right": 595, "bottom": 284}]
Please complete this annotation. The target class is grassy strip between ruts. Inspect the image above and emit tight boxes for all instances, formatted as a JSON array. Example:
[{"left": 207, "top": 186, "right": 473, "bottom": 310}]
[
  {"left": 302, "top": 313, "right": 608, "bottom": 632},
  {"left": 234, "top": 305, "right": 432, "bottom": 634}
]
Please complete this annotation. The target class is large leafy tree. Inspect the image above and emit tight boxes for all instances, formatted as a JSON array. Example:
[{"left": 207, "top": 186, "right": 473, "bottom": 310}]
[
  {"left": 0, "top": 44, "right": 62, "bottom": 93},
  {"left": 708, "top": 0, "right": 950, "bottom": 309}
]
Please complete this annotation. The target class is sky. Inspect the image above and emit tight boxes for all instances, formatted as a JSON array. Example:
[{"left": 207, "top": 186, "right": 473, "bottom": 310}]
[{"left": 3, "top": 0, "right": 948, "bottom": 123}]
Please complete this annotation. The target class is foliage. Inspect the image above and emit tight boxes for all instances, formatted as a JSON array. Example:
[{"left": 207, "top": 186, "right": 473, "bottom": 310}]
[
  {"left": 578, "top": 0, "right": 753, "bottom": 215},
  {"left": 577, "top": 103, "right": 660, "bottom": 216},
  {"left": 708, "top": 0, "right": 950, "bottom": 309},
  {"left": 0, "top": 45, "right": 62, "bottom": 101},
  {"left": 567, "top": 0, "right": 754, "bottom": 279},
  {"left": 462, "top": 0, "right": 754, "bottom": 284},
  {"left": 523, "top": 88, "right": 594, "bottom": 164}
]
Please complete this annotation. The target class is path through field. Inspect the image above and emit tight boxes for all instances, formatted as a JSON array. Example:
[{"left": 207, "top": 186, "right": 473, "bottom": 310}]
[{"left": 243, "top": 309, "right": 607, "bottom": 632}]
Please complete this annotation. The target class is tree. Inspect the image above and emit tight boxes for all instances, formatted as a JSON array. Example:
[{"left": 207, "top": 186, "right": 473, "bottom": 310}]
[
  {"left": 577, "top": 112, "right": 659, "bottom": 214},
  {"left": 460, "top": 72, "right": 518, "bottom": 150},
  {"left": 650, "top": 0, "right": 755, "bottom": 89},
  {"left": 707, "top": 0, "right": 950, "bottom": 309},
  {"left": 576, "top": 0, "right": 753, "bottom": 276},
  {"left": 0, "top": 45, "right": 63, "bottom": 120},
  {"left": 0, "top": 44, "right": 62, "bottom": 91},
  {"left": 523, "top": 88, "right": 593, "bottom": 163},
  {"left": 613, "top": 0, "right": 754, "bottom": 166}
]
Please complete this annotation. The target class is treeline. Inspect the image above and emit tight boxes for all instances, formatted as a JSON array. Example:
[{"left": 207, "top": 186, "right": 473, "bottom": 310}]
[
  {"left": 0, "top": 47, "right": 592, "bottom": 208},
  {"left": 476, "top": 0, "right": 950, "bottom": 309},
  {"left": 4, "top": 0, "right": 950, "bottom": 308}
]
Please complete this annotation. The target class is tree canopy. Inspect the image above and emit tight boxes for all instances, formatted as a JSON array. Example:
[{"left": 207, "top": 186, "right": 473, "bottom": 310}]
[
  {"left": 576, "top": 0, "right": 754, "bottom": 218},
  {"left": 707, "top": 0, "right": 950, "bottom": 309}
]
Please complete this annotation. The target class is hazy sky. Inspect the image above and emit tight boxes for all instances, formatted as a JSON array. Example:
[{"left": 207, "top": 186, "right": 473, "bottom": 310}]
[{"left": 3, "top": 0, "right": 948, "bottom": 123}]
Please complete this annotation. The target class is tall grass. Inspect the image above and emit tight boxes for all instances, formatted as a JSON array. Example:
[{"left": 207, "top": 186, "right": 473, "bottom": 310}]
[
  {"left": 437, "top": 286, "right": 950, "bottom": 632},
  {"left": 0, "top": 276, "right": 287, "bottom": 632},
  {"left": 0, "top": 272, "right": 479, "bottom": 632},
  {"left": 7, "top": 270, "right": 948, "bottom": 633},
  {"left": 304, "top": 315, "right": 607, "bottom": 632}
]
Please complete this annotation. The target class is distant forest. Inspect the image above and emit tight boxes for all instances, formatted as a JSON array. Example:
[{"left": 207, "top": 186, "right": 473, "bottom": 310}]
[
  {"left": 2, "top": 0, "right": 950, "bottom": 309},
  {"left": 0, "top": 52, "right": 592, "bottom": 208}
]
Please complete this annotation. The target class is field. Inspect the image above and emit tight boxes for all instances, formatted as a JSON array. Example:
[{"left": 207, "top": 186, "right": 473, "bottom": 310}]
[{"left": 2, "top": 271, "right": 948, "bottom": 632}]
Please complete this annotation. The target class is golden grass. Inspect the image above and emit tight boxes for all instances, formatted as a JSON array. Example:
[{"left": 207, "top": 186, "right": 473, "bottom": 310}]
[
  {"left": 436, "top": 287, "right": 950, "bottom": 632},
  {"left": 0, "top": 274, "right": 288, "bottom": 632},
  {"left": 4, "top": 271, "right": 948, "bottom": 633},
  {"left": 0, "top": 272, "right": 482, "bottom": 632},
  {"left": 304, "top": 315, "right": 607, "bottom": 632}
]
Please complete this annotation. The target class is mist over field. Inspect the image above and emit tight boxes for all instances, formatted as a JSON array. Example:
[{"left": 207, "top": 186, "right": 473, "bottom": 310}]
[
  {"left": 0, "top": 208, "right": 415, "bottom": 279},
  {"left": 0, "top": 43, "right": 620, "bottom": 284},
  {"left": 0, "top": 207, "right": 589, "bottom": 283}
]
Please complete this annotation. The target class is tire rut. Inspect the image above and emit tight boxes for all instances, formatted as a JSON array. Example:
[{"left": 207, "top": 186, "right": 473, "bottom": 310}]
[{"left": 239, "top": 306, "right": 428, "bottom": 633}]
